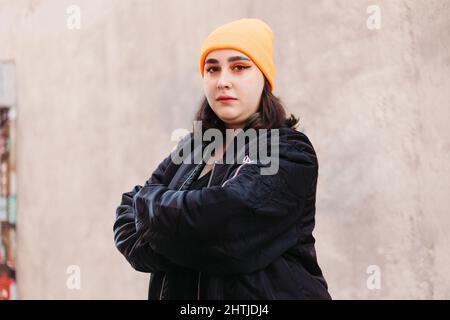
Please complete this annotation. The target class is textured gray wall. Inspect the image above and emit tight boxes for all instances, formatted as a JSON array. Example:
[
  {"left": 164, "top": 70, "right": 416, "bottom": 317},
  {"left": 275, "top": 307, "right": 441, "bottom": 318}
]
[{"left": 0, "top": 0, "right": 448, "bottom": 299}]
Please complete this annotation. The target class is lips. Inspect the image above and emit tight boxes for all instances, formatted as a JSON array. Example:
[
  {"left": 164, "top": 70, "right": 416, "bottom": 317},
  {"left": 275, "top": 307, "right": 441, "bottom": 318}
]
[{"left": 216, "top": 95, "right": 237, "bottom": 101}]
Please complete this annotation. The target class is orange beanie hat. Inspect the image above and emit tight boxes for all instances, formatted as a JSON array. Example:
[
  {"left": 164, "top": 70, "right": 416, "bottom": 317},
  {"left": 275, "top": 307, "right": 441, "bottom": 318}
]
[{"left": 199, "top": 18, "right": 276, "bottom": 91}]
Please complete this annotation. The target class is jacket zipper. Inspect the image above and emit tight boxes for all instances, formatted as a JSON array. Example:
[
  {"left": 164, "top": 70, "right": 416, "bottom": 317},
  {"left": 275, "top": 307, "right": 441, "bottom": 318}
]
[
  {"left": 197, "top": 160, "right": 217, "bottom": 300},
  {"left": 159, "top": 273, "right": 166, "bottom": 300}
]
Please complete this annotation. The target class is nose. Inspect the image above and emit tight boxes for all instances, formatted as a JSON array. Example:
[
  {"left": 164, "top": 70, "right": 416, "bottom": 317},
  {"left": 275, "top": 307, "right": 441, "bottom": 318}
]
[{"left": 217, "top": 69, "right": 232, "bottom": 90}]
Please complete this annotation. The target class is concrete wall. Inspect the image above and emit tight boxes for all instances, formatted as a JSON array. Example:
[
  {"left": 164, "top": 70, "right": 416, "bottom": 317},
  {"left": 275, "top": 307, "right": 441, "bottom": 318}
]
[{"left": 0, "top": 0, "right": 448, "bottom": 299}]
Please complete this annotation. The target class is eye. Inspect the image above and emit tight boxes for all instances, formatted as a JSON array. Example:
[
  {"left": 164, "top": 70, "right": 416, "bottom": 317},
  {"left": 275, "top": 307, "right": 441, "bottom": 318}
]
[
  {"left": 232, "top": 65, "right": 251, "bottom": 71},
  {"left": 206, "top": 66, "right": 220, "bottom": 73}
]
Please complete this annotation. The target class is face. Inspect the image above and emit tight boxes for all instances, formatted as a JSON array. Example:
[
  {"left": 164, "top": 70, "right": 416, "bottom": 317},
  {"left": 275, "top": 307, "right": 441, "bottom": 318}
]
[{"left": 203, "top": 49, "right": 265, "bottom": 130}]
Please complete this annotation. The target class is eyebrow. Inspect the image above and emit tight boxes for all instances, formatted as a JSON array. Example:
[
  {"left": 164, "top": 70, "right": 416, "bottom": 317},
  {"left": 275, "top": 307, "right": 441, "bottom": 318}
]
[{"left": 205, "top": 56, "right": 251, "bottom": 64}]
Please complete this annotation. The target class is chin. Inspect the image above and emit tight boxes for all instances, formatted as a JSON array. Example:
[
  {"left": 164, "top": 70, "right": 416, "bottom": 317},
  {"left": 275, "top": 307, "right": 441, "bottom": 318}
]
[{"left": 217, "top": 111, "right": 239, "bottom": 121}]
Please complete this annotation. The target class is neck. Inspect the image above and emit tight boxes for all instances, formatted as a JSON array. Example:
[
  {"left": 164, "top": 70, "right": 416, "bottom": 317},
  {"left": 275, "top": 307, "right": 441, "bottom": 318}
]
[{"left": 225, "top": 123, "right": 244, "bottom": 130}]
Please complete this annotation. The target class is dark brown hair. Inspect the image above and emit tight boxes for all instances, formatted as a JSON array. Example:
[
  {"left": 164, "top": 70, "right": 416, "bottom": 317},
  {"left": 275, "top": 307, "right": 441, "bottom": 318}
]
[{"left": 194, "top": 78, "right": 299, "bottom": 134}]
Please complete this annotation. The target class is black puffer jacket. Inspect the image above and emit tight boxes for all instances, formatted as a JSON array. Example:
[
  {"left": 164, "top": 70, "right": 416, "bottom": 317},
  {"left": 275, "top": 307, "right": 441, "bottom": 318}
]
[{"left": 113, "top": 128, "right": 331, "bottom": 299}]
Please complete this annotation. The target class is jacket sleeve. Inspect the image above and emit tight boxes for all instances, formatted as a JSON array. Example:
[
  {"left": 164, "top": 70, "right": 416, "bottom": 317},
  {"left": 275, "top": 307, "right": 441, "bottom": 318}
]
[
  {"left": 133, "top": 152, "right": 318, "bottom": 275},
  {"left": 113, "top": 133, "right": 192, "bottom": 273},
  {"left": 113, "top": 154, "right": 174, "bottom": 273}
]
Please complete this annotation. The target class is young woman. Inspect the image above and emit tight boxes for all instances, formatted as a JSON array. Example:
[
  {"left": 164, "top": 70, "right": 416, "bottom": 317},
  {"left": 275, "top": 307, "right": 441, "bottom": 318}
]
[{"left": 114, "top": 18, "right": 331, "bottom": 300}]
